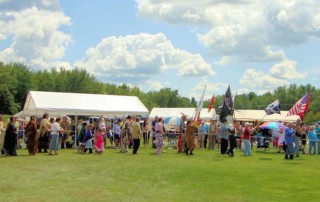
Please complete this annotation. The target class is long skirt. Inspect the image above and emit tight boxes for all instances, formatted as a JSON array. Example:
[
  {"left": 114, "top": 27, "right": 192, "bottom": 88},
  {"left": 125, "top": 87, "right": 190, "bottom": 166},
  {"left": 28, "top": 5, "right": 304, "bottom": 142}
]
[
  {"left": 155, "top": 133, "right": 164, "bottom": 147},
  {"left": 27, "top": 138, "right": 37, "bottom": 155},
  {"left": 49, "top": 134, "right": 59, "bottom": 151}
]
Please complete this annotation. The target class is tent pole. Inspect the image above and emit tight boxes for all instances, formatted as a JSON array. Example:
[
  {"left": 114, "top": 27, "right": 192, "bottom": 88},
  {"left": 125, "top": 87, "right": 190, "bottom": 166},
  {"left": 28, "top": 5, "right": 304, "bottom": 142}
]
[{"left": 75, "top": 114, "right": 78, "bottom": 149}]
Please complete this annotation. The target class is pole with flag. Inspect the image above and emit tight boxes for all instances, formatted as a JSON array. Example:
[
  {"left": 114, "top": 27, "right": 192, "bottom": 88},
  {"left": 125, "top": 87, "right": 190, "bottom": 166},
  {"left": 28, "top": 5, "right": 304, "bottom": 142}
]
[
  {"left": 265, "top": 100, "right": 281, "bottom": 115},
  {"left": 287, "top": 93, "right": 310, "bottom": 120},
  {"left": 208, "top": 94, "right": 215, "bottom": 113},
  {"left": 219, "top": 85, "right": 233, "bottom": 122},
  {"left": 193, "top": 85, "right": 206, "bottom": 126}
]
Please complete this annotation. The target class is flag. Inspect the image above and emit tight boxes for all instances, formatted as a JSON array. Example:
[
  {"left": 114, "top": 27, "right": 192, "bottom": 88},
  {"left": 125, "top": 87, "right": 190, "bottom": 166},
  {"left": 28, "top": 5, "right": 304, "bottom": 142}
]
[
  {"left": 265, "top": 100, "right": 281, "bottom": 115},
  {"left": 287, "top": 93, "right": 310, "bottom": 120},
  {"left": 207, "top": 95, "right": 215, "bottom": 112},
  {"left": 193, "top": 85, "right": 206, "bottom": 123},
  {"left": 219, "top": 85, "right": 233, "bottom": 122}
]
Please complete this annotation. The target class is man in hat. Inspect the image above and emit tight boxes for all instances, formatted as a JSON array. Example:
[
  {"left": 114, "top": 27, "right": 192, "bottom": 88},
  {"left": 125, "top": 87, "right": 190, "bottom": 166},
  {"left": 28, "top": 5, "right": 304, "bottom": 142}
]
[{"left": 208, "top": 118, "right": 218, "bottom": 150}]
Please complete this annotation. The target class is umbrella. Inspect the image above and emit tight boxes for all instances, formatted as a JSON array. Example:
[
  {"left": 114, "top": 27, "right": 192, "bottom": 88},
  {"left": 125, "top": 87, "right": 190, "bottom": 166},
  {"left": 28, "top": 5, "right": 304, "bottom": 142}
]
[
  {"left": 259, "top": 122, "right": 285, "bottom": 130},
  {"left": 164, "top": 116, "right": 181, "bottom": 126}
]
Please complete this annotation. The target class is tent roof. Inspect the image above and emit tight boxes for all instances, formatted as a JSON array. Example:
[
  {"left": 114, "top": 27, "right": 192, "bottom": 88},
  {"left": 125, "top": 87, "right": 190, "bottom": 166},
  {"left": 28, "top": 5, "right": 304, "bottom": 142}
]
[
  {"left": 23, "top": 91, "right": 149, "bottom": 116},
  {"left": 234, "top": 110, "right": 300, "bottom": 122},
  {"left": 149, "top": 108, "right": 216, "bottom": 120}
]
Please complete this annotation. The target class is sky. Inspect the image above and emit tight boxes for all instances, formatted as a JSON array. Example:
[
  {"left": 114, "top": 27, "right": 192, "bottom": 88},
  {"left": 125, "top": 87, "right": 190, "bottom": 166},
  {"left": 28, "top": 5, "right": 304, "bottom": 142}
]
[{"left": 0, "top": 0, "right": 319, "bottom": 100}]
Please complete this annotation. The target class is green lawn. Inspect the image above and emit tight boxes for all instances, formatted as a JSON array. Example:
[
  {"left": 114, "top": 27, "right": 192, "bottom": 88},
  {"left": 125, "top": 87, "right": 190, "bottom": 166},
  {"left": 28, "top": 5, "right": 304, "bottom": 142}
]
[{"left": 1, "top": 145, "right": 319, "bottom": 202}]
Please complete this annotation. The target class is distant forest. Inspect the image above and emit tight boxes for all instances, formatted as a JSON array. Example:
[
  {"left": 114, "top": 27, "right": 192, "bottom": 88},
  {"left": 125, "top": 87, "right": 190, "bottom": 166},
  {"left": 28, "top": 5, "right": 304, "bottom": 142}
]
[{"left": 1, "top": 62, "right": 319, "bottom": 124}]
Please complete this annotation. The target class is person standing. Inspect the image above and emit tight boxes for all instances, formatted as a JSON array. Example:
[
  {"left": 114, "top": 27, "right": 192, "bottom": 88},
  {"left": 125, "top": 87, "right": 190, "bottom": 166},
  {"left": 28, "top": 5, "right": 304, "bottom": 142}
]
[
  {"left": 293, "top": 119, "right": 302, "bottom": 157},
  {"left": 198, "top": 121, "right": 206, "bottom": 149},
  {"left": 308, "top": 126, "right": 318, "bottom": 155},
  {"left": 4, "top": 116, "right": 18, "bottom": 156},
  {"left": 120, "top": 116, "right": 131, "bottom": 153},
  {"left": 185, "top": 120, "right": 196, "bottom": 155},
  {"left": 0, "top": 114, "right": 6, "bottom": 154},
  {"left": 95, "top": 128, "right": 105, "bottom": 154},
  {"left": 25, "top": 116, "right": 38, "bottom": 155},
  {"left": 242, "top": 122, "right": 252, "bottom": 156},
  {"left": 208, "top": 118, "right": 218, "bottom": 150},
  {"left": 284, "top": 122, "right": 295, "bottom": 160},
  {"left": 151, "top": 116, "right": 159, "bottom": 149},
  {"left": 154, "top": 118, "right": 165, "bottom": 155},
  {"left": 49, "top": 117, "right": 62, "bottom": 155},
  {"left": 60, "top": 116, "right": 71, "bottom": 149},
  {"left": 131, "top": 117, "right": 142, "bottom": 155},
  {"left": 178, "top": 115, "right": 187, "bottom": 153},
  {"left": 220, "top": 118, "right": 230, "bottom": 154},
  {"left": 38, "top": 113, "right": 51, "bottom": 153},
  {"left": 113, "top": 120, "right": 121, "bottom": 149},
  {"left": 82, "top": 124, "right": 93, "bottom": 154},
  {"left": 142, "top": 119, "right": 151, "bottom": 147}
]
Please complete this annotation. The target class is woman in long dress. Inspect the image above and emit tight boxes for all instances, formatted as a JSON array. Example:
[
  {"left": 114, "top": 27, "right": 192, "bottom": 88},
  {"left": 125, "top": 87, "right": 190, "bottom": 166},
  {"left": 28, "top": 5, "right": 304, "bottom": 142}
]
[
  {"left": 155, "top": 118, "right": 164, "bottom": 155},
  {"left": 185, "top": 120, "right": 195, "bottom": 155},
  {"left": 49, "top": 117, "right": 62, "bottom": 155},
  {"left": 95, "top": 128, "right": 104, "bottom": 154},
  {"left": 25, "top": 116, "right": 38, "bottom": 155}
]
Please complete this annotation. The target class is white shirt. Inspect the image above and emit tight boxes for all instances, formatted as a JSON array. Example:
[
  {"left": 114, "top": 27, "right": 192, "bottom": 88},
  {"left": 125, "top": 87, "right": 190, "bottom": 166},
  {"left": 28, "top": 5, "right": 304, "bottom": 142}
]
[{"left": 51, "top": 122, "right": 60, "bottom": 135}]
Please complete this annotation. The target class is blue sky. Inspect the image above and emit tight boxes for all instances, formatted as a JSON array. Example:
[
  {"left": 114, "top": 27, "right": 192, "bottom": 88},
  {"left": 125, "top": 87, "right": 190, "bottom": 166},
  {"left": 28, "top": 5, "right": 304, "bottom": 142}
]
[{"left": 0, "top": 0, "right": 319, "bottom": 100}]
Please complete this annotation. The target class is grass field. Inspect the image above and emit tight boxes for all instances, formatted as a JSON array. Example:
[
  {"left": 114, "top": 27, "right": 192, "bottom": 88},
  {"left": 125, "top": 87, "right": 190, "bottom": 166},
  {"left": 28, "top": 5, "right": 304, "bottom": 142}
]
[{"left": 1, "top": 145, "right": 320, "bottom": 202}]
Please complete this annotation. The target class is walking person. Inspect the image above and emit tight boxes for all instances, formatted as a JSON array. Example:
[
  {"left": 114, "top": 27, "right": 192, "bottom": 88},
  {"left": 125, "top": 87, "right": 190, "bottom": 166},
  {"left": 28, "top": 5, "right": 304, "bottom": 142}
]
[
  {"left": 113, "top": 120, "right": 121, "bottom": 149},
  {"left": 178, "top": 115, "right": 187, "bottom": 153},
  {"left": 49, "top": 117, "right": 62, "bottom": 155},
  {"left": 38, "top": 113, "right": 51, "bottom": 153},
  {"left": 131, "top": 117, "right": 142, "bottom": 155},
  {"left": 60, "top": 116, "right": 71, "bottom": 149},
  {"left": 198, "top": 121, "right": 206, "bottom": 149},
  {"left": 0, "top": 114, "right": 6, "bottom": 154},
  {"left": 284, "top": 122, "right": 295, "bottom": 160},
  {"left": 82, "top": 124, "right": 93, "bottom": 154},
  {"left": 25, "top": 116, "right": 38, "bottom": 156},
  {"left": 220, "top": 118, "right": 229, "bottom": 154},
  {"left": 151, "top": 116, "right": 159, "bottom": 149}
]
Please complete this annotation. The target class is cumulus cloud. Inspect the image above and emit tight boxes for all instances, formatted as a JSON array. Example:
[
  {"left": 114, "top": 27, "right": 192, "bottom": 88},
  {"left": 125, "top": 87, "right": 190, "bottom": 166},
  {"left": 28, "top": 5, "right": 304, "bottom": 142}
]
[
  {"left": 191, "top": 78, "right": 227, "bottom": 100},
  {"left": 75, "top": 33, "right": 215, "bottom": 82},
  {"left": 239, "top": 59, "right": 308, "bottom": 94},
  {"left": 136, "top": 0, "right": 320, "bottom": 62},
  {"left": 0, "top": 0, "right": 71, "bottom": 69}
]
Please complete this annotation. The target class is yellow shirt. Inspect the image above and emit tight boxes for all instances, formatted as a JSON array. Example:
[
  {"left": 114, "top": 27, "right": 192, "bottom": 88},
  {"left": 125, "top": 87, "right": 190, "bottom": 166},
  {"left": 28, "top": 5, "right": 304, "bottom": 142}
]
[{"left": 131, "top": 121, "right": 141, "bottom": 139}]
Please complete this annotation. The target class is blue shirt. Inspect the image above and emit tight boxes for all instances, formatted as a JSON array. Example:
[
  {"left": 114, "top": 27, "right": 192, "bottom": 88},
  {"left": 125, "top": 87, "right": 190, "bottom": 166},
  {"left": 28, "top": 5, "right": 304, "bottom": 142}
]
[
  {"left": 308, "top": 130, "right": 318, "bottom": 142},
  {"left": 284, "top": 127, "right": 295, "bottom": 144},
  {"left": 221, "top": 124, "right": 229, "bottom": 140}
]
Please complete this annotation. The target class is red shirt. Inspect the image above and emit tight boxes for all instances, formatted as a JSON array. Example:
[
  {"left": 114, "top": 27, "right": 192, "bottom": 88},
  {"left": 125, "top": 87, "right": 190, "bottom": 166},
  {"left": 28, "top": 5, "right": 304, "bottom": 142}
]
[{"left": 243, "top": 127, "right": 250, "bottom": 140}]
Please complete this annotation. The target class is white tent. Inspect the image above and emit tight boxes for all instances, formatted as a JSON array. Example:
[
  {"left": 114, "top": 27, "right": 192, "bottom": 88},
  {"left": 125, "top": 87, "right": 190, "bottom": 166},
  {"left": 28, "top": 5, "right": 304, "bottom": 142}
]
[
  {"left": 22, "top": 91, "right": 149, "bottom": 116},
  {"left": 149, "top": 108, "right": 216, "bottom": 120},
  {"left": 233, "top": 110, "right": 300, "bottom": 122}
]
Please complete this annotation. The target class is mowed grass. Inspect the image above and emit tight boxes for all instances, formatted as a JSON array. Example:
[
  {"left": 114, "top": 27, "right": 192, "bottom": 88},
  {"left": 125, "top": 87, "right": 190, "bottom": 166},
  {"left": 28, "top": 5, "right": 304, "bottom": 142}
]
[{"left": 1, "top": 144, "right": 320, "bottom": 202}]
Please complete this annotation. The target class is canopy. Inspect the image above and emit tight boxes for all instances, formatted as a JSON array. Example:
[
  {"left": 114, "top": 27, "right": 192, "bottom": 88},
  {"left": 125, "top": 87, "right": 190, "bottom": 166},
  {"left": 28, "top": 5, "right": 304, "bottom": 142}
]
[
  {"left": 233, "top": 110, "right": 299, "bottom": 122},
  {"left": 149, "top": 108, "right": 216, "bottom": 120},
  {"left": 22, "top": 91, "right": 149, "bottom": 116}
]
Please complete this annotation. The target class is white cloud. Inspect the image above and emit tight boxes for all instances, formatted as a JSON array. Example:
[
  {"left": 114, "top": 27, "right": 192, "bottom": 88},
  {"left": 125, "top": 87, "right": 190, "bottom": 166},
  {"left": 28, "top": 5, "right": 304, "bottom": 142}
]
[
  {"left": 145, "top": 80, "right": 165, "bottom": 91},
  {"left": 239, "top": 59, "right": 307, "bottom": 94},
  {"left": 0, "top": 1, "right": 71, "bottom": 70},
  {"left": 191, "top": 78, "right": 227, "bottom": 100},
  {"left": 216, "top": 56, "right": 231, "bottom": 66},
  {"left": 75, "top": 33, "right": 215, "bottom": 83},
  {"left": 136, "top": 0, "right": 320, "bottom": 62}
]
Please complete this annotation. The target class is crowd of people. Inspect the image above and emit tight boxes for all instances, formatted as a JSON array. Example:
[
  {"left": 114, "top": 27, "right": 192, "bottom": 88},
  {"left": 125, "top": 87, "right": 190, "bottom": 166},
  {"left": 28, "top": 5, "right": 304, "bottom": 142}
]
[{"left": 0, "top": 113, "right": 320, "bottom": 160}]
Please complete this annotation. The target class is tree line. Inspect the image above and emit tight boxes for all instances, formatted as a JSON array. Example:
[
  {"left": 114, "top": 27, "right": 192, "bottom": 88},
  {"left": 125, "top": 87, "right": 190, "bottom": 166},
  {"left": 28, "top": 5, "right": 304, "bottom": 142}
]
[{"left": 0, "top": 62, "right": 319, "bottom": 124}]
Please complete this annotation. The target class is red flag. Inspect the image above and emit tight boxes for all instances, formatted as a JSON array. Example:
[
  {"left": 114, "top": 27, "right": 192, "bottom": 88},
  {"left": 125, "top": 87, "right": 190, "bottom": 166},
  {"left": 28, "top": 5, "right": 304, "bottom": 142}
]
[
  {"left": 287, "top": 93, "right": 310, "bottom": 120},
  {"left": 208, "top": 95, "right": 215, "bottom": 112}
]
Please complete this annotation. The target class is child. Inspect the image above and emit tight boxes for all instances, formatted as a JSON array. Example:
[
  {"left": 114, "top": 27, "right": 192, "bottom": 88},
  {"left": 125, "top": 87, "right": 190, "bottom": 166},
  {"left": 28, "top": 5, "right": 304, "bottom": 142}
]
[
  {"left": 95, "top": 128, "right": 104, "bottom": 154},
  {"left": 82, "top": 124, "right": 93, "bottom": 154}
]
